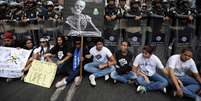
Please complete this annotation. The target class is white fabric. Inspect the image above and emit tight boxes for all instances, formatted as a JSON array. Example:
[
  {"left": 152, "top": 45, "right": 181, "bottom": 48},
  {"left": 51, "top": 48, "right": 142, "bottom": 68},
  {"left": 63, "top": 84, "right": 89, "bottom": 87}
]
[
  {"left": 133, "top": 53, "right": 164, "bottom": 76},
  {"left": 34, "top": 47, "right": 48, "bottom": 54},
  {"left": 166, "top": 54, "right": 198, "bottom": 76},
  {"left": 33, "top": 45, "right": 53, "bottom": 61},
  {"left": 89, "top": 46, "right": 112, "bottom": 63}
]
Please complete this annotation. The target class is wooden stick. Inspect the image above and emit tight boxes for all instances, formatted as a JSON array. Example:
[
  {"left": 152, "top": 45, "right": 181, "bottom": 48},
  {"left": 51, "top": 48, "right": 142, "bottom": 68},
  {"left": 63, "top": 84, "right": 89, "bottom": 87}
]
[{"left": 79, "top": 35, "right": 84, "bottom": 78}]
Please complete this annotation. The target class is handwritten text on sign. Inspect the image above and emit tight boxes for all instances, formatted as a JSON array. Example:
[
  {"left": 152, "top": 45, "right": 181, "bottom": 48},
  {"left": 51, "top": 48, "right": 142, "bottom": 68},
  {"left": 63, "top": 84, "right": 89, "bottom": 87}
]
[
  {"left": 0, "top": 47, "right": 31, "bottom": 78},
  {"left": 24, "top": 60, "right": 57, "bottom": 88}
]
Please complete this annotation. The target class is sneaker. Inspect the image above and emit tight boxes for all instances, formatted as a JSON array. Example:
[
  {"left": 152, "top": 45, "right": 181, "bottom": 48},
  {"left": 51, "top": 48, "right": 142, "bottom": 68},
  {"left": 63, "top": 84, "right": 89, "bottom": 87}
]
[
  {"left": 55, "top": 79, "right": 67, "bottom": 88},
  {"left": 21, "top": 75, "right": 25, "bottom": 80},
  {"left": 113, "top": 80, "right": 117, "bottom": 84},
  {"left": 163, "top": 87, "right": 167, "bottom": 94},
  {"left": 74, "top": 76, "right": 82, "bottom": 86},
  {"left": 104, "top": 74, "right": 109, "bottom": 81},
  {"left": 6, "top": 78, "right": 13, "bottom": 82},
  {"left": 137, "top": 85, "right": 146, "bottom": 94},
  {"left": 89, "top": 74, "right": 96, "bottom": 86},
  {"left": 128, "top": 80, "right": 135, "bottom": 84},
  {"left": 196, "top": 95, "right": 201, "bottom": 101}
]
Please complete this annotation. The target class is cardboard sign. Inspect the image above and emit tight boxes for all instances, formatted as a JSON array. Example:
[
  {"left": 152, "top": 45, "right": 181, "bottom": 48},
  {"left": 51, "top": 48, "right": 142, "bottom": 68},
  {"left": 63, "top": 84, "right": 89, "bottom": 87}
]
[{"left": 24, "top": 60, "right": 57, "bottom": 88}]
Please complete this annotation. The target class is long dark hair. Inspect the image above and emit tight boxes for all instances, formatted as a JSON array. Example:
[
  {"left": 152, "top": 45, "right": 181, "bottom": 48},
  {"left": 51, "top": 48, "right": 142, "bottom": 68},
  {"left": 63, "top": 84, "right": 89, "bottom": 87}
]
[{"left": 55, "top": 35, "right": 66, "bottom": 47}]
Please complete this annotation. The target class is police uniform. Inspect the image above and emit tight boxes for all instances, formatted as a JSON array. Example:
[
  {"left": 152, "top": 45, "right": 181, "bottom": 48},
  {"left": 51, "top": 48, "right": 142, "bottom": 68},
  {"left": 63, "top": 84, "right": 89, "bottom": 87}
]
[
  {"left": 23, "top": 1, "right": 38, "bottom": 24},
  {"left": 104, "top": 0, "right": 118, "bottom": 29}
]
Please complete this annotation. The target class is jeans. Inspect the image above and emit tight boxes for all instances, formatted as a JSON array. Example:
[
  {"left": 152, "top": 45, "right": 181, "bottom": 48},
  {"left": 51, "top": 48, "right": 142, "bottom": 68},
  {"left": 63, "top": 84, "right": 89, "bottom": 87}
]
[
  {"left": 110, "top": 71, "right": 137, "bottom": 83},
  {"left": 84, "top": 62, "right": 115, "bottom": 78},
  {"left": 168, "top": 75, "right": 201, "bottom": 99},
  {"left": 65, "top": 68, "right": 80, "bottom": 83},
  {"left": 137, "top": 73, "right": 168, "bottom": 91},
  {"left": 51, "top": 57, "right": 71, "bottom": 75}
]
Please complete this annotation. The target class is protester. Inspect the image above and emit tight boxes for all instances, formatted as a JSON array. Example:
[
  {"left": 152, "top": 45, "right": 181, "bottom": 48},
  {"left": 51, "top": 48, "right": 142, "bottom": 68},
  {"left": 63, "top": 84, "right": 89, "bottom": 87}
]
[
  {"left": 84, "top": 38, "right": 116, "bottom": 86},
  {"left": 133, "top": 45, "right": 168, "bottom": 93}
]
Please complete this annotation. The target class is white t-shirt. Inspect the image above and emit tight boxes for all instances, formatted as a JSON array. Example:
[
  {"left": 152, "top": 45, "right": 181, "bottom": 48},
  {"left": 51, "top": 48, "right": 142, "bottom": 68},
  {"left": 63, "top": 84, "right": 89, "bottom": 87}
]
[
  {"left": 133, "top": 53, "right": 164, "bottom": 76},
  {"left": 90, "top": 46, "right": 112, "bottom": 64},
  {"left": 166, "top": 54, "right": 198, "bottom": 76},
  {"left": 33, "top": 45, "right": 53, "bottom": 61}
]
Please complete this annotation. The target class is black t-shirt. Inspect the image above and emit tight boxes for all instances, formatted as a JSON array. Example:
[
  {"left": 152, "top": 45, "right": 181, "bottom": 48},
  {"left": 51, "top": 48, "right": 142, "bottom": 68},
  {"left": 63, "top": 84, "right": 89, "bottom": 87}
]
[
  {"left": 115, "top": 50, "right": 133, "bottom": 74},
  {"left": 50, "top": 44, "right": 72, "bottom": 61}
]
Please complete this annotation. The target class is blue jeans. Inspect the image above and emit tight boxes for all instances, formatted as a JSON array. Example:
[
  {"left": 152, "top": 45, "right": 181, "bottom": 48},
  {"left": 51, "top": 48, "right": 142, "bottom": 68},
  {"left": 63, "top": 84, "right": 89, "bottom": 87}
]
[
  {"left": 110, "top": 71, "right": 137, "bottom": 83},
  {"left": 84, "top": 62, "right": 115, "bottom": 78},
  {"left": 137, "top": 73, "right": 168, "bottom": 91},
  {"left": 176, "top": 75, "right": 200, "bottom": 99},
  {"left": 65, "top": 68, "right": 80, "bottom": 83}
]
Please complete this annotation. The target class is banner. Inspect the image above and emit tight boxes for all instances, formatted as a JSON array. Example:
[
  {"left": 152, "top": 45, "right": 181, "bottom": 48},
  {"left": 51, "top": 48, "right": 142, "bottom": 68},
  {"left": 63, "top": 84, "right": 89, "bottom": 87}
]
[
  {"left": 0, "top": 47, "right": 31, "bottom": 78},
  {"left": 24, "top": 60, "right": 57, "bottom": 88}
]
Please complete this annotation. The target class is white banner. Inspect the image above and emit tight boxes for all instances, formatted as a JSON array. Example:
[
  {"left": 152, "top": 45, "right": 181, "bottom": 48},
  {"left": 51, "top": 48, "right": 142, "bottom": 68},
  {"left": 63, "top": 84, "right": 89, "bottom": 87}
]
[{"left": 0, "top": 47, "right": 31, "bottom": 78}]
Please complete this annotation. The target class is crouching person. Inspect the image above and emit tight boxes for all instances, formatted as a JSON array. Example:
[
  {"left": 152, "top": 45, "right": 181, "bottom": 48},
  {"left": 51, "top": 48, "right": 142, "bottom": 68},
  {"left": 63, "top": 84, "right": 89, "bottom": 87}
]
[
  {"left": 110, "top": 41, "right": 137, "bottom": 84},
  {"left": 133, "top": 45, "right": 168, "bottom": 93},
  {"left": 84, "top": 38, "right": 116, "bottom": 86}
]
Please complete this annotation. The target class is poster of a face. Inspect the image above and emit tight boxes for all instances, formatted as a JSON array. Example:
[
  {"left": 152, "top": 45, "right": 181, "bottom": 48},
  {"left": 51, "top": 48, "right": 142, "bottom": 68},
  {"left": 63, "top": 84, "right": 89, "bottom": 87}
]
[{"left": 64, "top": 0, "right": 104, "bottom": 37}]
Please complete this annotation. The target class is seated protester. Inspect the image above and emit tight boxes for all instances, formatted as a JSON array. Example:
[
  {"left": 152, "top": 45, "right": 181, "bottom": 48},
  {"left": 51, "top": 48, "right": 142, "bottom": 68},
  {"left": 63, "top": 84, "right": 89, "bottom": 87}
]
[
  {"left": 110, "top": 41, "right": 137, "bottom": 84},
  {"left": 1, "top": 32, "right": 20, "bottom": 47},
  {"left": 22, "top": 38, "right": 36, "bottom": 73},
  {"left": 23, "top": 37, "right": 53, "bottom": 72},
  {"left": 84, "top": 38, "right": 116, "bottom": 86},
  {"left": 166, "top": 48, "right": 201, "bottom": 99},
  {"left": 33, "top": 37, "right": 53, "bottom": 61},
  {"left": 55, "top": 37, "right": 86, "bottom": 88},
  {"left": 133, "top": 45, "right": 168, "bottom": 93},
  {"left": 23, "top": 38, "right": 37, "bottom": 58},
  {"left": 45, "top": 35, "right": 72, "bottom": 75},
  {"left": 1, "top": 32, "right": 21, "bottom": 82}
]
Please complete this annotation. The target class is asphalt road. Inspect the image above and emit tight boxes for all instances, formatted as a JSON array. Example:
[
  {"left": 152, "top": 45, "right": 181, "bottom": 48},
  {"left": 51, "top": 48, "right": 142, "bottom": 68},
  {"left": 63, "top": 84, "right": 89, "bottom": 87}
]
[{"left": 0, "top": 76, "right": 193, "bottom": 101}]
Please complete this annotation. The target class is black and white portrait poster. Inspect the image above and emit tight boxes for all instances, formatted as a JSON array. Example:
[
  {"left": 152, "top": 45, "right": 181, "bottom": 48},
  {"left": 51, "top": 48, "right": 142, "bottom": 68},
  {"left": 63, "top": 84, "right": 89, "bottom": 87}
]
[{"left": 63, "top": 0, "right": 104, "bottom": 37}]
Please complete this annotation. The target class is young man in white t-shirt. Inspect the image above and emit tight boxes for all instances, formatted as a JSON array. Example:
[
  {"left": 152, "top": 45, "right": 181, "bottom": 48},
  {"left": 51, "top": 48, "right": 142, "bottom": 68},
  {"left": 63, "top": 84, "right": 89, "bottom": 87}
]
[
  {"left": 133, "top": 45, "right": 168, "bottom": 93},
  {"left": 84, "top": 38, "right": 116, "bottom": 86},
  {"left": 166, "top": 48, "right": 201, "bottom": 99}
]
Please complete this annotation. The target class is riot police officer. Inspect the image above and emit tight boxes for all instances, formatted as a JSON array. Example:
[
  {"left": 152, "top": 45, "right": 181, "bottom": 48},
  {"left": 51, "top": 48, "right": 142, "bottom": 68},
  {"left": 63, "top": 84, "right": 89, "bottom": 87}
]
[
  {"left": 22, "top": 1, "right": 38, "bottom": 24},
  {"left": 47, "top": 1, "right": 59, "bottom": 22},
  {"left": 116, "top": 0, "right": 129, "bottom": 19},
  {"left": 175, "top": 0, "right": 193, "bottom": 21},
  {"left": 151, "top": 0, "right": 165, "bottom": 17},
  {"left": 0, "top": 1, "right": 10, "bottom": 20},
  {"left": 104, "top": 0, "right": 118, "bottom": 29},
  {"left": 10, "top": 3, "right": 23, "bottom": 22},
  {"left": 125, "top": 0, "right": 142, "bottom": 20}
]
